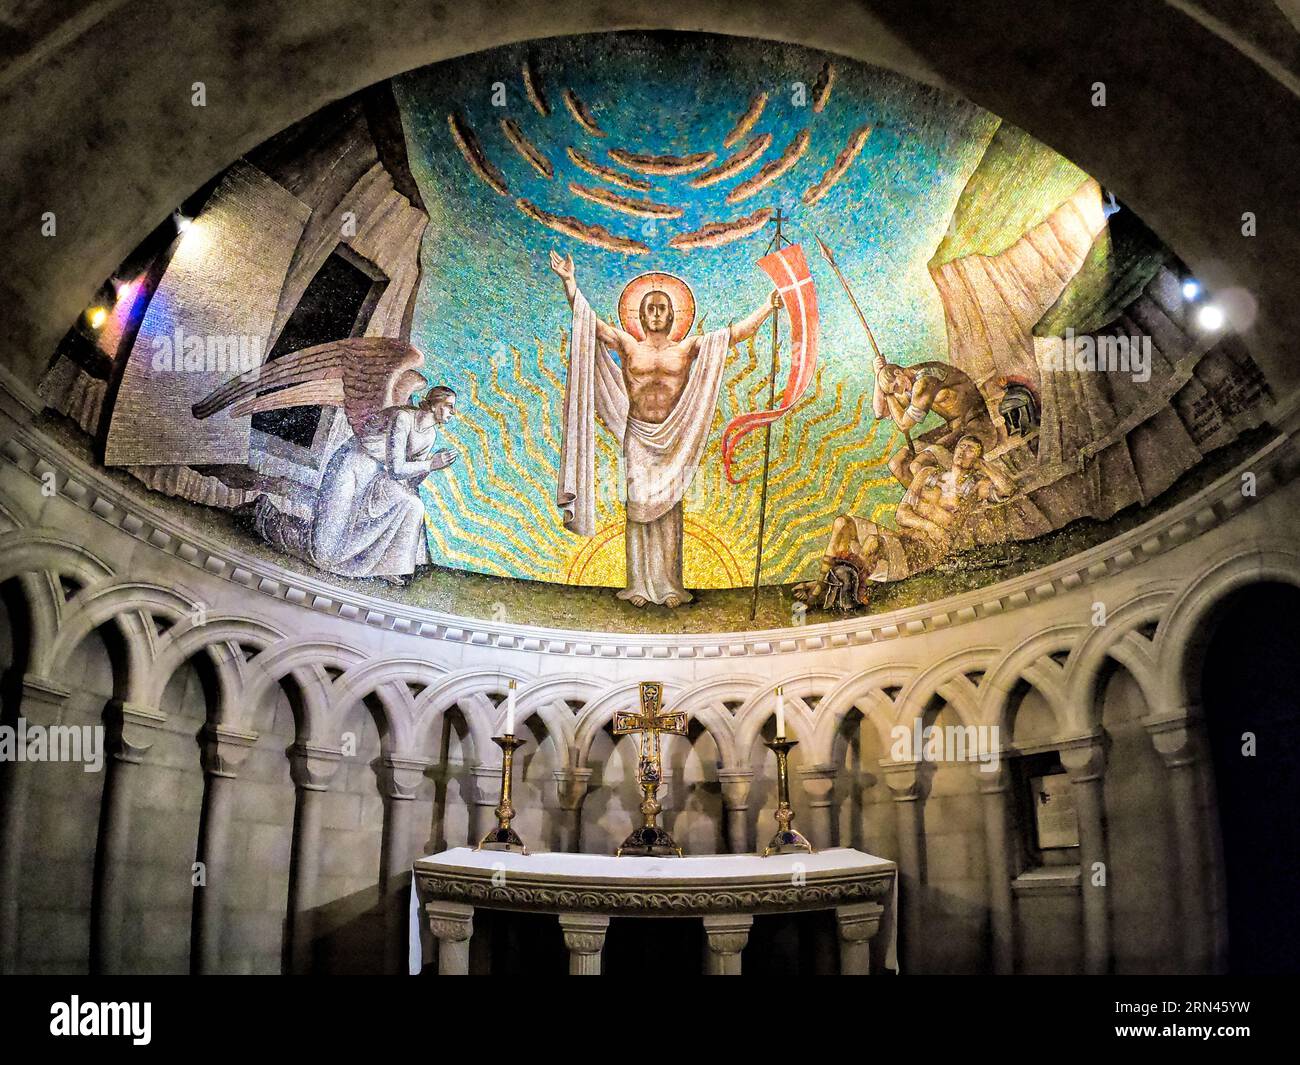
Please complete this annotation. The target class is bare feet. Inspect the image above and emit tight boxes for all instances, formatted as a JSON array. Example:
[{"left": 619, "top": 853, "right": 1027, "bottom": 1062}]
[
  {"left": 663, "top": 594, "right": 682, "bottom": 609},
  {"left": 627, "top": 594, "right": 648, "bottom": 608}
]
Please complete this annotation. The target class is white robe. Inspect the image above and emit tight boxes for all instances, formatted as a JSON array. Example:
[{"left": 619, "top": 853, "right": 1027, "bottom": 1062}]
[
  {"left": 558, "top": 289, "right": 730, "bottom": 604},
  {"left": 310, "top": 408, "right": 435, "bottom": 578}
]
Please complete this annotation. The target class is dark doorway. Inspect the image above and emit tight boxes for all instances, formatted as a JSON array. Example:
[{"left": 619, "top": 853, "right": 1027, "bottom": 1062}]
[
  {"left": 1200, "top": 581, "right": 1300, "bottom": 974},
  {"left": 252, "top": 249, "right": 386, "bottom": 448}
]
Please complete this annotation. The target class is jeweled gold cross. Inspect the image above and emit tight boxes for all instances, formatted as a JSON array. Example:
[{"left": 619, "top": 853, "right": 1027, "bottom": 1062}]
[{"left": 613, "top": 682, "right": 687, "bottom": 783}]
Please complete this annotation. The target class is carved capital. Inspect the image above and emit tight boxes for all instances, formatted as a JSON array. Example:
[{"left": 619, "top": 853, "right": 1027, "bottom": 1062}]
[
  {"left": 796, "top": 763, "right": 837, "bottom": 805},
  {"left": 558, "top": 912, "right": 609, "bottom": 954},
  {"left": 879, "top": 759, "right": 923, "bottom": 800},
  {"left": 553, "top": 767, "right": 593, "bottom": 811},
  {"left": 1058, "top": 734, "right": 1107, "bottom": 782},
  {"left": 200, "top": 723, "right": 258, "bottom": 778},
  {"left": 381, "top": 753, "right": 433, "bottom": 800},
  {"left": 105, "top": 701, "right": 166, "bottom": 764},
  {"left": 468, "top": 763, "right": 502, "bottom": 806},
  {"left": 289, "top": 742, "right": 344, "bottom": 791},
  {"left": 1143, "top": 715, "right": 1202, "bottom": 770},
  {"left": 836, "top": 901, "right": 885, "bottom": 944},
  {"left": 717, "top": 767, "right": 755, "bottom": 809},
  {"left": 702, "top": 913, "right": 753, "bottom": 955},
  {"left": 18, "top": 673, "right": 71, "bottom": 725},
  {"left": 425, "top": 901, "right": 474, "bottom": 943}
]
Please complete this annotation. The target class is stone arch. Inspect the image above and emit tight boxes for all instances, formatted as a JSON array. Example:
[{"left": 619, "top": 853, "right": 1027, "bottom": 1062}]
[
  {"left": 1156, "top": 544, "right": 1300, "bottom": 712},
  {"left": 980, "top": 626, "right": 1084, "bottom": 737},
  {"left": 141, "top": 615, "right": 286, "bottom": 716},
  {"left": 814, "top": 664, "right": 918, "bottom": 758},
  {"left": 1065, "top": 588, "right": 1173, "bottom": 731},
  {"left": 897, "top": 647, "right": 1001, "bottom": 730},
  {"left": 573, "top": 678, "right": 725, "bottom": 767},
  {"left": 237, "top": 637, "right": 368, "bottom": 735},
  {"left": 731, "top": 674, "right": 837, "bottom": 762}
]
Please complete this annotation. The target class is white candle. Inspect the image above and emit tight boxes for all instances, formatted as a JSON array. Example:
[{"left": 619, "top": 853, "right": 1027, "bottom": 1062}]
[
  {"left": 506, "top": 680, "right": 517, "bottom": 736},
  {"left": 775, "top": 686, "right": 785, "bottom": 739}
]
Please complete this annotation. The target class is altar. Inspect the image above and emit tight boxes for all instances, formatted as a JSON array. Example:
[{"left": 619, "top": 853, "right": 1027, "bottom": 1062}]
[{"left": 412, "top": 848, "right": 897, "bottom": 975}]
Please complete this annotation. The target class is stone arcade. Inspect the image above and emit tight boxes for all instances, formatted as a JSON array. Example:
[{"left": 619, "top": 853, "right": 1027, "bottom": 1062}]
[{"left": 1, "top": 1, "right": 1299, "bottom": 980}]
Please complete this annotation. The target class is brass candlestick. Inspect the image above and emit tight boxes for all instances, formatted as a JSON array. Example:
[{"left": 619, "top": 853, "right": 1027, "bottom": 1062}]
[
  {"left": 763, "top": 738, "right": 813, "bottom": 856},
  {"left": 477, "top": 734, "right": 528, "bottom": 853}
]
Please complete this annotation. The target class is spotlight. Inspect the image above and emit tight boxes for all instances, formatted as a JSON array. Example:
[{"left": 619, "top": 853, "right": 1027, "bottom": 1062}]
[
  {"left": 1181, "top": 279, "right": 1200, "bottom": 300},
  {"left": 115, "top": 279, "right": 138, "bottom": 302},
  {"left": 1197, "top": 305, "right": 1225, "bottom": 331},
  {"left": 87, "top": 307, "right": 107, "bottom": 329},
  {"left": 175, "top": 213, "right": 192, "bottom": 232}
]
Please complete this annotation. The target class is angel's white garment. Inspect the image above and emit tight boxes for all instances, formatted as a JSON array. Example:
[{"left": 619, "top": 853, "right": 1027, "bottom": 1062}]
[
  {"left": 310, "top": 407, "right": 436, "bottom": 578},
  {"left": 558, "top": 289, "right": 730, "bottom": 605}
]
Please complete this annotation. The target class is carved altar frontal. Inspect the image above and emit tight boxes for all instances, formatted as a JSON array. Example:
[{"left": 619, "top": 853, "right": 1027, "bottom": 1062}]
[{"left": 414, "top": 848, "right": 897, "bottom": 974}]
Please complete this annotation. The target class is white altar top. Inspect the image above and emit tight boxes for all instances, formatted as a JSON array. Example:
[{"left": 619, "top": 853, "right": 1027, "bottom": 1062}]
[{"left": 411, "top": 847, "right": 898, "bottom": 974}]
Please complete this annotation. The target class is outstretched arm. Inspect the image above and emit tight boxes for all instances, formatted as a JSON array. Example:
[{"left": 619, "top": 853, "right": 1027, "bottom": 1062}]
[
  {"left": 550, "top": 249, "right": 625, "bottom": 349},
  {"left": 729, "top": 289, "right": 781, "bottom": 345}
]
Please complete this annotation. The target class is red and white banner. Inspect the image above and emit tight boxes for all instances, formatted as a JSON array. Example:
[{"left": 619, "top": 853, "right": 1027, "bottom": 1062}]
[{"left": 721, "top": 242, "right": 820, "bottom": 484}]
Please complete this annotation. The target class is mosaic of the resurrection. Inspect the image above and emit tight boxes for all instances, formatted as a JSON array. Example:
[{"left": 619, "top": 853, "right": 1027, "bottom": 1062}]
[{"left": 45, "top": 32, "right": 1269, "bottom": 613}]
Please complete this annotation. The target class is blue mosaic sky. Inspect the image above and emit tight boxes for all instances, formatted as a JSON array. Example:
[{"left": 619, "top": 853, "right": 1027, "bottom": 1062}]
[{"left": 392, "top": 32, "right": 1006, "bottom": 585}]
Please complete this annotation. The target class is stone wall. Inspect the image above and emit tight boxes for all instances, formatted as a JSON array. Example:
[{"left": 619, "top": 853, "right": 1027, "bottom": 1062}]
[{"left": 1, "top": 393, "right": 1299, "bottom": 973}]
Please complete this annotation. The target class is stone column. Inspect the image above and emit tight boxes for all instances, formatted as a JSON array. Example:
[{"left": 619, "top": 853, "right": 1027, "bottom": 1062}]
[
  {"left": 881, "top": 760, "right": 924, "bottom": 972},
  {"left": 380, "top": 753, "right": 433, "bottom": 975},
  {"left": 718, "top": 768, "right": 755, "bottom": 854},
  {"left": 287, "top": 742, "right": 343, "bottom": 975},
  {"left": 554, "top": 767, "right": 592, "bottom": 852},
  {"left": 1060, "top": 736, "right": 1110, "bottom": 975},
  {"left": 977, "top": 759, "right": 1017, "bottom": 974},
  {"left": 836, "top": 901, "right": 885, "bottom": 974},
  {"left": 796, "top": 763, "right": 838, "bottom": 849},
  {"left": 702, "top": 913, "right": 752, "bottom": 974},
  {"left": 92, "top": 701, "right": 167, "bottom": 975},
  {"left": 558, "top": 912, "right": 609, "bottom": 975},
  {"left": 0, "top": 673, "right": 70, "bottom": 974},
  {"left": 467, "top": 763, "right": 501, "bottom": 845},
  {"left": 426, "top": 901, "right": 474, "bottom": 975},
  {"left": 193, "top": 723, "right": 258, "bottom": 975},
  {"left": 1146, "top": 716, "right": 1212, "bottom": 973}
]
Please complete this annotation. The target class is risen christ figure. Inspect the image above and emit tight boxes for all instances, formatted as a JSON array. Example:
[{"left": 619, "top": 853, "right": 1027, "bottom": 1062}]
[{"left": 551, "top": 250, "right": 778, "bottom": 607}]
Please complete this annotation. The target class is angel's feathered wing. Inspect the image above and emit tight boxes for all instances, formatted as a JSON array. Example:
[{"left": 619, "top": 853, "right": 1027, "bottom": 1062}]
[{"left": 191, "top": 337, "right": 427, "bottom": 437}]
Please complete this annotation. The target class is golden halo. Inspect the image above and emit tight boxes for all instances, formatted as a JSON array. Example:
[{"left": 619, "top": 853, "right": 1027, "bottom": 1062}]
[{"left": 618, "top": 271, "right": 696, "bottom": 342}]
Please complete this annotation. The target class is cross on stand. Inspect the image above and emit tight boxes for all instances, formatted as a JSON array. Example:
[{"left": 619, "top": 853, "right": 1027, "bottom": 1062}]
[{"left": 613, "top": 681, "right": 689, "bottom": 856}]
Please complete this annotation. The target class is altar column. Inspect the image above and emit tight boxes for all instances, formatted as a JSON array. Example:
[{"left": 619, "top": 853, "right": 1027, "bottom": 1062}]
[
  {"left": 836, "top": 901, "right": 885, "bottom": 975},
  {"left": 718, "top": 768, "right": 754, "bottom": 853},
  {"left": 702, "top": 913, "right": 752, "bottom": 974},
  {"left": 468, "top": 763, "right": 501, "bottom": 845},
  {"left": 797, "top": 763, "right": 838, "bottom": 848},
  {"left": 1060, "top": 736, "right": 1111, "bottom": 975},
  {"left": 0, "top": 673, "right": 69, "bottom": 974},
  {"left": 426, "top": 901, "right": 474, "bottom": 975},
  {"left": 93, "top": 701, "right": 167, "bottom": 975},
  {"left": 554, "top": 767, "right": 592, "bottom": 852},
  {"left": 193, "top": 723, "right": 258, "bottom": 975},
  {"left": 287, "top": 742, "right": 343, "bottom": 975},
  {"left": 1146, "top": 715, "right": 1212, "bottom": 973},
  {"left": 977, "top": 759, "right": 1017, "bottom": 974},
  {"left": 881, "top": 760, "right": 924, "bottom": 972},
  {"left": 381, "top": 754, "right": 433, "bottom": 975},
  {"left": 558, "top": 913, "right": 609, "bottom": 975}
]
